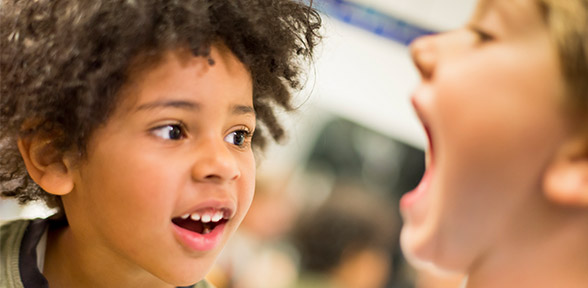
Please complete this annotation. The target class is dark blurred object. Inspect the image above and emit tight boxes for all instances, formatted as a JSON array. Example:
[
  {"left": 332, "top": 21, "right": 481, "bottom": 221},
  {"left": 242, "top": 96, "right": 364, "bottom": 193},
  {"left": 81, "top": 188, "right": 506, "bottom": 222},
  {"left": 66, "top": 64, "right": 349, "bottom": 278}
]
[
  {"left": 301, "top": 117, "right": 425, "bottom": 288},
  {"left": 291, "top": 187, "right": 398, "bottom": 288},
  {"left": 306, "top": 117, "right": 424, "bottom": 200}
]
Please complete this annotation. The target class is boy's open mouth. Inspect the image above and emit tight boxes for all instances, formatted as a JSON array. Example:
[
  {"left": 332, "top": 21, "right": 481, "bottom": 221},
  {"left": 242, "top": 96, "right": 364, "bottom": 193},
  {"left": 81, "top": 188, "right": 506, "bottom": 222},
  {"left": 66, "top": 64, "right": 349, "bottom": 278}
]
[
  {"left": 400, "top": 96, "right": 435, "bottom": 210},
  {"left": 172, "top": 209, "right": 230, "bottom": 234}
]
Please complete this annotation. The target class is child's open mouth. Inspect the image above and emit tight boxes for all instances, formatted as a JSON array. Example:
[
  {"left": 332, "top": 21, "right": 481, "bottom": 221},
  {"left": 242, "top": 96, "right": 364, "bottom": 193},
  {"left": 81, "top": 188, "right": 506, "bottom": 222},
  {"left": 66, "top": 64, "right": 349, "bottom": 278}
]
[
  {"left": 171, "top": 208, "right": 232, "bottom": 251},
  {"left": 400, "top": 124, "right": 434, "bottom": 210},
  {"left": 401, "top": 97, "right": 435, "bottom": 210},
  {"left": 172, "top": 209, "right": 229, "bottom": 234}
]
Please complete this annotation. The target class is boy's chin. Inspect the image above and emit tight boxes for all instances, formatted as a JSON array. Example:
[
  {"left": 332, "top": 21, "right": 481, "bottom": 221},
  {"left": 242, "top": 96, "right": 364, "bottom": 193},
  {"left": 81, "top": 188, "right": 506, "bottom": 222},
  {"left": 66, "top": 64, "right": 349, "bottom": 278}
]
[
  {"left": 160, "top": 273, "right": 209, "bottom": 287},
  {"left": 154, "top": 259, "right": 216, "bottom": 287},
  {"left": 400, "top": 228, "right": 469, "bottom": 275}
]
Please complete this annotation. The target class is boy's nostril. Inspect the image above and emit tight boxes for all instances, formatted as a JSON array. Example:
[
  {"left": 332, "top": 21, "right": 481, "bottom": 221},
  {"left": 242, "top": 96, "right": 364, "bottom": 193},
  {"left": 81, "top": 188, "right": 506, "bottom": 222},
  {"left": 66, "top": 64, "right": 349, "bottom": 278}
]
[
  {"left": 191, "top": 157, "right": 240, "bottom": 182},
  {"left": 204, "top": 174, "right": 221, "bottom": 180}
]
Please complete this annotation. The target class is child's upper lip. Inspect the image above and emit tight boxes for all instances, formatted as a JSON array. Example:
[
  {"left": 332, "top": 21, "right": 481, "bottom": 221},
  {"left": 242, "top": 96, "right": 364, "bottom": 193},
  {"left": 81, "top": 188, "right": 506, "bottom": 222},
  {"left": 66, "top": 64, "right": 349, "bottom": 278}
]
[
  {"left": 411, "top": 91, "right": 434, "bottom": 158},
  {"left": 175, "top": 199, "right": 237, "bottom": 220},
  {"left": 410, "top": 93, "right": 431, "bottom": 135}
]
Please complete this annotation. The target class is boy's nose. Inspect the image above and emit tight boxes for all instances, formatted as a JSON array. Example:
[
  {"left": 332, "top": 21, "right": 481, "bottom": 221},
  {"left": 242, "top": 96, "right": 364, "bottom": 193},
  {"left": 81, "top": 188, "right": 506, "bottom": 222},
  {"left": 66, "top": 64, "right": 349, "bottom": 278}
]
[
  {"left": 191, "top": 138, "right": 240, "bottom": 184},
  {"left": 410, "top": 35, "right": 437, "bottom": 80}
]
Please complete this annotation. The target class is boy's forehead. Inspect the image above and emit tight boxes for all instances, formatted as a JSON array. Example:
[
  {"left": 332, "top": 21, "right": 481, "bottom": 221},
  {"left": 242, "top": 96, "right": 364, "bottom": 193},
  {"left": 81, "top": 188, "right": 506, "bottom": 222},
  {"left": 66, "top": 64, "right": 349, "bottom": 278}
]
[
  {"left": 473, "top": 0, "right": 514, "bottom": 19},
  {"left": 472, "top": 0, "right": 544, "bottom": 29}
]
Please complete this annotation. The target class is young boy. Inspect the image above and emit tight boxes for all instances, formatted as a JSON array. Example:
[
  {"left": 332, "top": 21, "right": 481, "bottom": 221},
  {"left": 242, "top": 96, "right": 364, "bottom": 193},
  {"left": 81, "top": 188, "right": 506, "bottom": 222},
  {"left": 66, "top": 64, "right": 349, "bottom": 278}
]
[
  {"left": 400, "top": 0, "right": 588, "bottom": 287},
  {"left": 0, "top": 1, "right": 320, "bottom": 287}
]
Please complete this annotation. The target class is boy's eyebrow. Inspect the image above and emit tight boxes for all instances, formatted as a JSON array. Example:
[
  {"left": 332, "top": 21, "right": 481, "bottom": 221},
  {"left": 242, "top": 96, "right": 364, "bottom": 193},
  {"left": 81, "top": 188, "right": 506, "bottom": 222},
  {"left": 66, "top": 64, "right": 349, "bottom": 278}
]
[
  {"left": 136, "top": 100, "right": 199, "bottom": 111},
  {"left": 232, "top": 104, "right": 255, "bottom": 116},
  {"left": 134, "top": 100, "right": 255, "bottom": 116}
]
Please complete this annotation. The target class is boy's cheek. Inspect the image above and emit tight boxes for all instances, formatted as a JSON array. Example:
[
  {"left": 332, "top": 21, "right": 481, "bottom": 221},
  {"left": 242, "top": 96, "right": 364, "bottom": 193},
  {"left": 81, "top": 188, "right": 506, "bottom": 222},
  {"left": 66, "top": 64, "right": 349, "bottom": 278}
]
[{"left": 240, "top": 168, "right": 256, "bottom": 215}]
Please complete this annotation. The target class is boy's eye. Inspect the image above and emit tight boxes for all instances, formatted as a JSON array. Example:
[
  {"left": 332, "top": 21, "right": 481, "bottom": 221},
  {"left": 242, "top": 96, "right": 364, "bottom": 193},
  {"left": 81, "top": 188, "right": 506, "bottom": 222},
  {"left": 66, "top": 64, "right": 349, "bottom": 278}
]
[
  {"left": 471, "top": 27, "right": 494, "bottom": 43},
  {"left": 151, "top": 124, "right": 185, "bottom": 140},
  {"left": 224, "top": 130, "right": 251, "bottom": 147}
]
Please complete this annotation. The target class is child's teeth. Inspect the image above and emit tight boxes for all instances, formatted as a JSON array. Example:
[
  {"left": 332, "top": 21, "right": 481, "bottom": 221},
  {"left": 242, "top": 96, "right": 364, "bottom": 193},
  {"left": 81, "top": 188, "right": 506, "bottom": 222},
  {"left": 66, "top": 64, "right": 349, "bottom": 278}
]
[
  {"left": 183, "top": 210, "right": 228, "bottom": 223},
  {"left": 190, "top": 213, "right": 201, "bottom": 221},
  {"left": 212, "top": 212, "right": 222, "bottom": 222}
]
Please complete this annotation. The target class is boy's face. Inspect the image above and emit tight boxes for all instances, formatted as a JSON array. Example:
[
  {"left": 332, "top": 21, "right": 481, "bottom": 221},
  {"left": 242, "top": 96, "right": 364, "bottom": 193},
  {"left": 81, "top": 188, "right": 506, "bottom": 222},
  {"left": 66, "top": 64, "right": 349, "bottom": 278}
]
[
  {"left": 62, "top": 45, "right": 256, "bottom": 284},
  {"left": 400, "top": 0, "right": 572, "bottom": 272}
]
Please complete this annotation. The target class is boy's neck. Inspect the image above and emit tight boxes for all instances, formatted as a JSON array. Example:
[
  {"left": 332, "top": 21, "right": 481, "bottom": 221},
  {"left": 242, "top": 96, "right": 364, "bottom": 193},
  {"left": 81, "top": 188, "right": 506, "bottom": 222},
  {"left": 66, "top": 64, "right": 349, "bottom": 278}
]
[
  {"left": 465, "top": 206, "right": 588, "bottom": 288},
  {"left": 43, "top": 224, "right": 176, "bottom": 288}
]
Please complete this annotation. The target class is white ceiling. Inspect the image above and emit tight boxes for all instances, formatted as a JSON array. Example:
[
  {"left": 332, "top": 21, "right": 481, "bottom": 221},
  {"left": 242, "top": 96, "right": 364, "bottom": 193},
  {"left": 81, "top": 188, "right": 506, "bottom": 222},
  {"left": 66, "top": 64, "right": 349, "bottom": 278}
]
[
  {"left": 350, "top": 0, "right": 478, "bottom": 30},
  {"left": 296, "top": 0, "right": 478, "bottom": 149}
]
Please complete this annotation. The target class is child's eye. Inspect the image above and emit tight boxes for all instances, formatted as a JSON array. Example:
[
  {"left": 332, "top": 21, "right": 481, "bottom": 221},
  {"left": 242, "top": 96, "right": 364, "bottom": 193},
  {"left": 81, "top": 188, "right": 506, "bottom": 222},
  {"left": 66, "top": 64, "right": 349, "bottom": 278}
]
[
  {"left": 224, "top": 129, "right": 252, "bottom": 147},
  {"left": 470, "top": 27, "right": 494, "bottom": 43},
  {"left": 151, "top": 124, "right": 186, "bottom": 140}
]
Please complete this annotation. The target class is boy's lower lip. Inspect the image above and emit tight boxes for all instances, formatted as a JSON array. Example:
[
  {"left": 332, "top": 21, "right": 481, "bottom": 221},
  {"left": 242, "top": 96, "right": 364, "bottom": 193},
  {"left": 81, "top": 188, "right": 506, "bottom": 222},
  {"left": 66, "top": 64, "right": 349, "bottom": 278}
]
[
  {"left": 400, "top": 166, "right": 432, "bottom": 210},
  {"left": 172, "top": 222, "right": 226, "bottom": 252}
]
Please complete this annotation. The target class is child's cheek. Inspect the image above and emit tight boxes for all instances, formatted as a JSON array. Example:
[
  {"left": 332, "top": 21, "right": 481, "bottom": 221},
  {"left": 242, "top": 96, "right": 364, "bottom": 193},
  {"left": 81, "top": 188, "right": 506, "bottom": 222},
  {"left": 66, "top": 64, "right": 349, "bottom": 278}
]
[{"left": 237, "top": 154, "right": 256, "bottom": 222}]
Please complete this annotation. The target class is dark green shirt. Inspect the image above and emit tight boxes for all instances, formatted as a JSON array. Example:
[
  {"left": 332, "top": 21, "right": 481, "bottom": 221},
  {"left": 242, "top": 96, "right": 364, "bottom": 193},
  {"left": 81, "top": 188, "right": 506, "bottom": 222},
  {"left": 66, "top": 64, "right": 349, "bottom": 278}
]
[{"left": 1, "top": 219, "right": 214, "bottom": 288}]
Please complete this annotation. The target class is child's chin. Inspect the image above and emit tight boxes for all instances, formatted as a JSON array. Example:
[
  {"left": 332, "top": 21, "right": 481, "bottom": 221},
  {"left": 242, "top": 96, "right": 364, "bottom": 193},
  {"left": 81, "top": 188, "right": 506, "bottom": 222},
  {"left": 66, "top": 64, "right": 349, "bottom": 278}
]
[
  {"left": 400, "top": 228, "right": 468, "bottom": 275},
  {"left": 156, "top": 264, "right": 213, "bottom": 287},
  {"left": 162, "top": 275, "right": 207, "bottom": 288},
  {"left": 400, "top": 229, "right": 436, "bottom": 270}
]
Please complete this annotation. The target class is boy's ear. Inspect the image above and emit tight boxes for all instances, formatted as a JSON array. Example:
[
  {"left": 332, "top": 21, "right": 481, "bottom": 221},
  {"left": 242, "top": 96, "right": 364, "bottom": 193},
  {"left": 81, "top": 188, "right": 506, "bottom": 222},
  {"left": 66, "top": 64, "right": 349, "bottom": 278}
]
[
  {"left": 543, "top": 135, "right": 588, "bottom": 207},
  {"left": 17, "top": 135, "right": 75, "bottom": 196}
]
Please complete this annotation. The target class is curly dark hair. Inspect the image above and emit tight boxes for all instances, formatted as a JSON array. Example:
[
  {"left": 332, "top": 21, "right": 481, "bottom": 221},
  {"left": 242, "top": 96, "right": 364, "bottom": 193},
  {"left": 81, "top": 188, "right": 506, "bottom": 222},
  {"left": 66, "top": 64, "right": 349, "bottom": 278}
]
[{"left": 0, "top": 0, "right": 321, "bottom": 212}]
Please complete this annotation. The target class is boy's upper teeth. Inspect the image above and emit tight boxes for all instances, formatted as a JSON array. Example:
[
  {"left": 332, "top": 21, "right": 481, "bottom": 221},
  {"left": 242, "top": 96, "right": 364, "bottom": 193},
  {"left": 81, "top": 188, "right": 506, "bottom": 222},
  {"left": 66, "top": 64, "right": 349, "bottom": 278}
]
[
  {"left": 212, "top": 211, "right": 223, "bottom": 222},
  {"left": 181, "top": 210, "right": 226, "bottom": 223},
  {"left": 201, "top": 214, "right": 211, "bottom": 223}
]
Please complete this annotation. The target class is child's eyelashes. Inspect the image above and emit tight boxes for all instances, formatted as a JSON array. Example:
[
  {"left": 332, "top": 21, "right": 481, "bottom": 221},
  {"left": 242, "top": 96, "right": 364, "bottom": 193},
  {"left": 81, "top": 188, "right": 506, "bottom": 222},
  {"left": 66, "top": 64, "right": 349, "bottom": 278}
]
[
  {"left": 149, "top": 122, "right": 253, "bottom": 148},
  {"left": 151, "top": 123, "right": 187, "bottom": 141},
  {"left": 224, "top": 128, "right": 253, "bottom": 148},
  {"left": 469, "top": 26, "right": 494, "bottom": 43}
]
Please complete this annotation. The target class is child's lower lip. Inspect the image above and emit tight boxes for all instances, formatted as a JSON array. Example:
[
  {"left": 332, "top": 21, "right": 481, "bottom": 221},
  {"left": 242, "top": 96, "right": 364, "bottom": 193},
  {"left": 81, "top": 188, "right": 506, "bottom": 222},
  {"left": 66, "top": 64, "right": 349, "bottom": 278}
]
[
  {"left": 400, "top": 166, "right": 432, "bottom": 210},
  {"left": 172, "top": 222, "right": 226, "bottom": 252}
]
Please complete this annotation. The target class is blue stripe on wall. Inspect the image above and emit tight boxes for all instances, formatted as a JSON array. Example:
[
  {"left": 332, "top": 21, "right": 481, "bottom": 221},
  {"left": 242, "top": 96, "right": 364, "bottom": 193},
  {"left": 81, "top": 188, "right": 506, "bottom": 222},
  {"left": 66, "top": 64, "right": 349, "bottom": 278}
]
[{"left": 313, "top": 0, "right": 436, "bottom": 45}]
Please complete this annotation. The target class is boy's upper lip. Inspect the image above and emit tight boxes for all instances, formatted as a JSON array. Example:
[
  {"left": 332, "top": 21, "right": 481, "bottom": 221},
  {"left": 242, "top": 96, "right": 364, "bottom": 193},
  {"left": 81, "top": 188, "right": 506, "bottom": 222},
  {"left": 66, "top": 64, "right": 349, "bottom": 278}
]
[
  {"left": 411, "top": 90, "right": 434, "bottom": 159},
  {"left": 411, "top": 92, "right": 431, "bottom": 135},
  {"left": 175, "top": 199, "right": 237, "bottom": 220}
]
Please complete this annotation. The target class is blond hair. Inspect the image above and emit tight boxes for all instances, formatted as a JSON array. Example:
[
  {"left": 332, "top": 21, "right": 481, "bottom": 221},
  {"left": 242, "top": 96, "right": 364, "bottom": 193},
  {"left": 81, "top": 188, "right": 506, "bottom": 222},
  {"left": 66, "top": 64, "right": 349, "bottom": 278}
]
[{"left": 539, "top": 0, "right": 588, "bottom": 127}]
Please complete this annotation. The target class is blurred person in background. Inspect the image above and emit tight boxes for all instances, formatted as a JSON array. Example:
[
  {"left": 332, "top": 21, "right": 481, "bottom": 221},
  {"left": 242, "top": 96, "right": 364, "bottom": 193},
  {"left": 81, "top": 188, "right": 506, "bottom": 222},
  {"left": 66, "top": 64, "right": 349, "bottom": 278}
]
[
  {"left": 401, "top": 0, "right": 588, "bottom": 287},
  {"left": 290, "top": 184, "right": 399, "bottom": 288}
]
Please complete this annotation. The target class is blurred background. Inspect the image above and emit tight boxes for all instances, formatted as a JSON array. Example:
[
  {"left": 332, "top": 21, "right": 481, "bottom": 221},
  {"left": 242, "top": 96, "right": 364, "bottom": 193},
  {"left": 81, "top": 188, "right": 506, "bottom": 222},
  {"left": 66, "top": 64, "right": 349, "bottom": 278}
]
[
  {"left": 208, "top": 1, "right": 477, "bottom": 287},
  {"left": 0, "top": 0, "right": 478, "bottom": 287}
]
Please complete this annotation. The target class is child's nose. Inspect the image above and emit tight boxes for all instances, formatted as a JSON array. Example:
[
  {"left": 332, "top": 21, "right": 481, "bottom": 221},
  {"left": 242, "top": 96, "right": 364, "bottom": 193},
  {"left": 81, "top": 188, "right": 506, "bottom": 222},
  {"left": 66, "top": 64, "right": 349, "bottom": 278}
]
[
  {"left": 191, "top": 138, "right": 240, "bottom": 184},
  {"left": 410, "top": 35, "right": 437, "bottom": 80}
]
